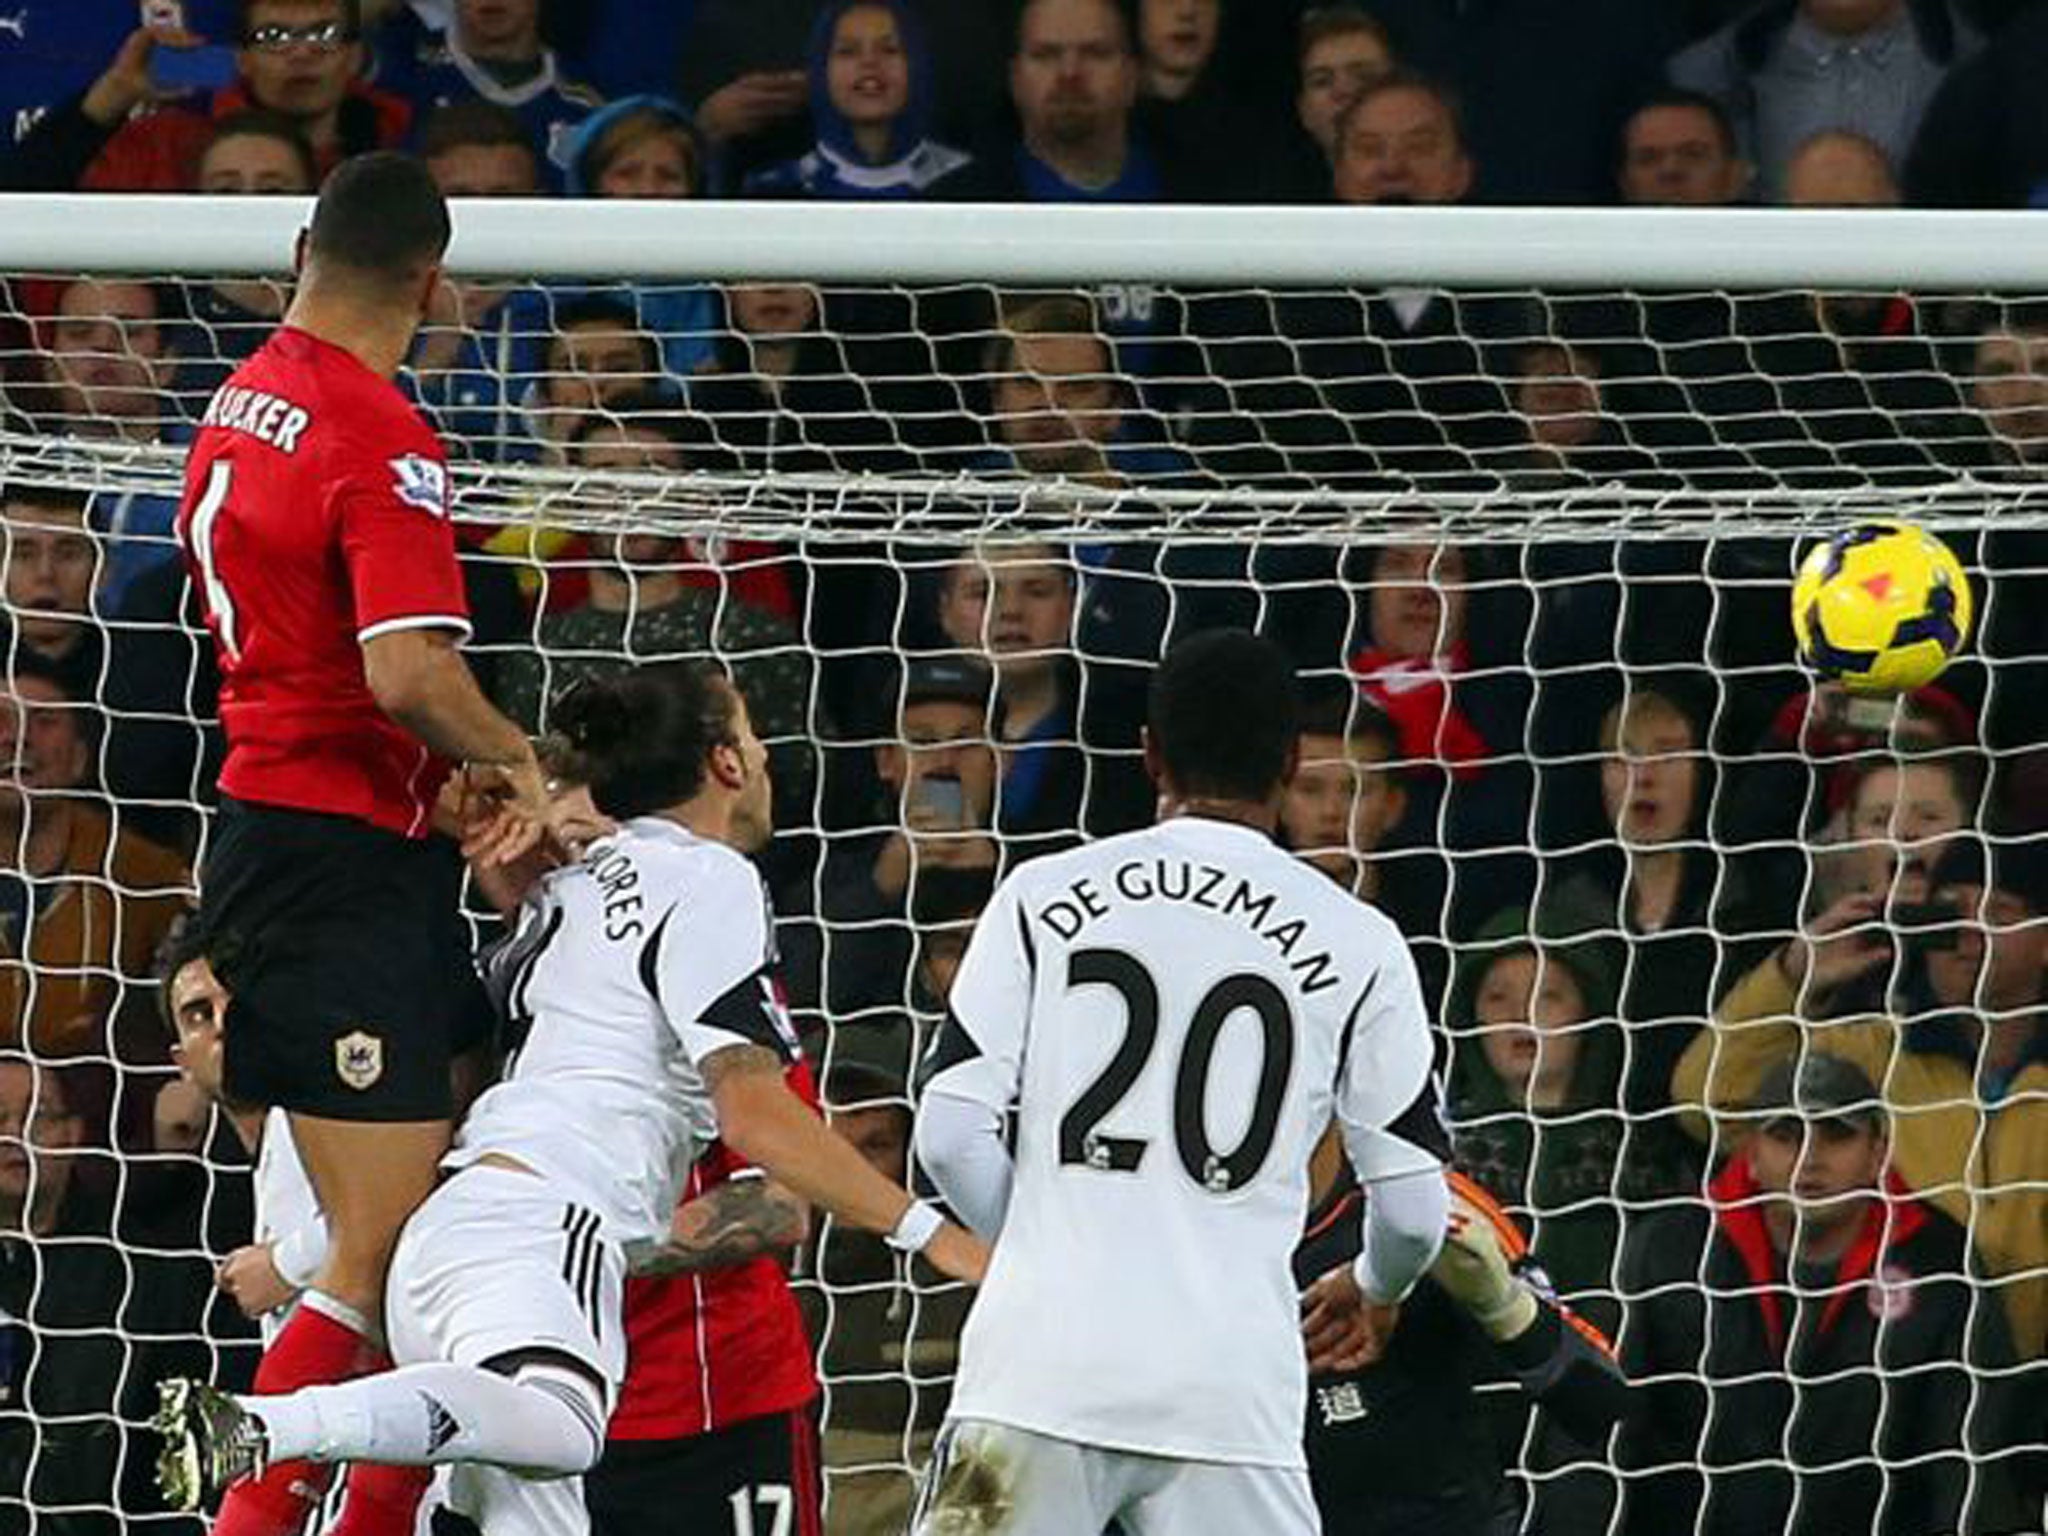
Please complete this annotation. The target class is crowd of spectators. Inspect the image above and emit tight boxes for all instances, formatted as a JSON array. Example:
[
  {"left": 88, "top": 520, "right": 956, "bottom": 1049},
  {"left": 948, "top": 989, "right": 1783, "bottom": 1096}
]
[{"left": 0, "top": 0, "right": 2043, "bottom": 1532}]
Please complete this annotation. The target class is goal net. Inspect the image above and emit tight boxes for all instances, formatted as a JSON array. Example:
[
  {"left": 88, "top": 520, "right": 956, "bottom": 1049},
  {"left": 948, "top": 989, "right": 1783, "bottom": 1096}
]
[{"left": 0, "top": 196, "right": 2042, "bottom": 1533}]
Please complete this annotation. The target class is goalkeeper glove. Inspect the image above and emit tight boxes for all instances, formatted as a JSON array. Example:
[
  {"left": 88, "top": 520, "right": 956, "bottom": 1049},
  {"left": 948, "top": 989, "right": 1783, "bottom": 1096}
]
[{"left": 1430, "top": 1173, "right": 1540, "bottom": 1343}]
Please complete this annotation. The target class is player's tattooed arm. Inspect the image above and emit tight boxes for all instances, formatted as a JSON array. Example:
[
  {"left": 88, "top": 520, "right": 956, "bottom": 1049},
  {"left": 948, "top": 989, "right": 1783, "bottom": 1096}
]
[{"left": 629, "top": 1176, "right": 809, "bottom": 1276}]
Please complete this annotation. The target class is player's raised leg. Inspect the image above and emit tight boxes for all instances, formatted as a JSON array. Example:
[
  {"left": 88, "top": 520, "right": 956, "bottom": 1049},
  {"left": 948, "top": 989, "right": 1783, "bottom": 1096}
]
[{"left": 163, "top": 145, "right": 546, "bottom": 1535}]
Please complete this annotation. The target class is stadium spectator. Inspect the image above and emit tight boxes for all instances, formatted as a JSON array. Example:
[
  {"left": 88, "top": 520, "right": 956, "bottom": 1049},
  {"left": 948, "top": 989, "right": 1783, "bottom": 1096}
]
[
  {"left": 412, "top": 99, "right": 545, "bottom": 452},
  {"left": 1903, "top": 0, "right": 2048, "bottom": 206},
  {"left": 492, "top": 409, "right": 815, "bottom": 864},
  {"left": 1447, "top": 892, "right": 1629, "bottom": 1326},
  {"left": 0, "top": 1052, "right": 243, "bottom": 1532},
  {"left": 1192, "top": 72, "right": 1528, "bottom": 483},
  {"left": 0, "top": 0, "right": 409, "bottom": 192},
  {"left": 1492, "top": 340, "right": 1660, "bottom": 484},
  {"left": 932, "top": 541, "right": 1095, "bottom": 841},
  {"left": 36, "top": 278, "right": 180, "bottom": 448},
  {"left": 521, "top": 292, "right": 669, "bottom": 457},
  {"left": 1544, "top": 685, "right": 1751, "bottom": 1202},
  {"left": 987, "top": 0, "right": 1175, "bottom": 201},
  {"left": 1623, "top": 1051, "right": 2032, "bottom": 1535},
  {"left": 743, "top": 0, "right": 976, "bottom": 199},
  {"left": 805, "top": 1016, "right": 969, "bottom": 1535},
  {"left": 1279, "top": 689, "right": 1445, "bottom": 966},
  {"left": 974, "top": 293, "right": 1188, "bottom": 482},
  {"left": 1297, "top": 1165, "right": 1630, "bottom": 1536},
  {"left": 2, "top": 483, "right": 106, "bottom": 701},
  {"left": 1669, "top": 0, "right": 1981, "bottom": 203},
  {"left": 1781, "top": 124, "right": 1899, "bottom": 204},
  {"left": 1293, "top": 4, "right": 1394, "bottom": 164},
  {"left": 1132, "top": 0, "right": 1285, "bottom": 200},
  {"left": 0, "top": 663, "right": 189, "bottom": 1062},
  {"left": 687, "top": 283, "right": 911, "bottom": 472},
  {"left": 1617, "top": 88, "right": 1751, "bottom": 204},
  {"left": 1335, "top": 0, "right": 1681, "bottom": 203},
  {"left": 1966, "top": 301, "right": 2048, "bottom": 470},
  {"left": 672, "top": 0, "right": 1011, "bottom": 186},
  {"left": 812, "top": 656, "right": 1001, "bottom": 1015},
  {"left": 1822, "top": 751, "right": 1980, "bottom": 915},
  {"left": 176, "top": 111, "right": 320, "bottom": 412},
  {"left": 383, "top": 0, "right": 601, "bottom": 189},
  {"left": 1675, "top": 836, "right": 2048, "bottom": 1356},
  {"left": 32, "top": 278, "right": 189, "bottom": 613},
  {"left": 1331, "top": 68, "right": 1471, "bottom": 205},
  {"left": 549, "top": 96, "right": 719, "bottom": 381},
  {"left": 1349, "top": 542, "right": 1536, "bottom": 932}
]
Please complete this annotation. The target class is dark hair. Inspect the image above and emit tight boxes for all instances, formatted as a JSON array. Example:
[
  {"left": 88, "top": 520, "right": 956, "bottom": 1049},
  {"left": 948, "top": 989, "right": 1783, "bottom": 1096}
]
[
  {"left": 551, "top": 662, "right": 738, "bottom": 820},
  {"left": 305, "top": 152, "right": 451, "bottom": 285},
  {"left": 1148, "top": 629, "right": 1298, "bottom": 802},
  {"left": 0, "top": 483, "right": 91, "bottom": 519},
  {"left": 547, "top": 293, "right": 653, "bottom": 354},
  {"left": 152, "top": 909, "right": 214, "bottom": 1040},
  {"left": 1299, "top": 4, "right": 1393, "bottom": 67},
  {"left": 1015, "top": 0, "right": 1134, "bottom": 55},
  {"left": 203, "top": 108, "right": 318, "bottom": 188},
  {"left": 1622, "top": 87, "right": 1739, "bottom": 161},
  {"left": 1295, "top": 685, "right": 1399, "bottom": 761},
  {"left": 415, "top": 99, "right": 539, "bottom": 171},
  {"left": 1846, "top": 749, "right": 1985, "bottom": 825}
]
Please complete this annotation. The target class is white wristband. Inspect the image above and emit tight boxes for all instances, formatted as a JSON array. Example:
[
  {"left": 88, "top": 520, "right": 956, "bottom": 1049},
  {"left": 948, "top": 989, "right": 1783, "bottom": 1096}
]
[{"left": 885, "top": 1199, "right": 945, "bottom": 1255}]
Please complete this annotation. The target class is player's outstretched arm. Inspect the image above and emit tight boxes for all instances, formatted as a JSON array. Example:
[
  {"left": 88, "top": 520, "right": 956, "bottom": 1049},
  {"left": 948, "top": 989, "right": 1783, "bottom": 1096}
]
[
  {"left": 361, "top": 627, "right": 548, "bottom": 860},
  {"left": 1435, "top": 1175, "right": 1631, "bottom": 1441},
  {"left": 627, "top": 1174, "right": 809, "bottom": 1277},
  {"left": 700, "top": 1043, "right": 989, "bottom": 1286}
]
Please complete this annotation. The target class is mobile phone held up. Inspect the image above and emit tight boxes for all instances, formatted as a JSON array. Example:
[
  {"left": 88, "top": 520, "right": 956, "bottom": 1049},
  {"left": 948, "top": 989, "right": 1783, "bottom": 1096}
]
[
  {"left": 913, "top": 775, "right": 967, "bottom": 830},
  {"left": 141, "top": 0, "right": 238, "bottom": 94}
]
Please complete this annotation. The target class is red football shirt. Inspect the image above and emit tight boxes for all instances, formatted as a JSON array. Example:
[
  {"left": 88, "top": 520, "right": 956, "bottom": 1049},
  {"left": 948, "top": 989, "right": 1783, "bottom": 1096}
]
[
  {"left": 609, "top": 1058, "right": 822, "bottom": 1440},
  {"left": 178, "top": 327, "right": 471, "bottom": 839}
]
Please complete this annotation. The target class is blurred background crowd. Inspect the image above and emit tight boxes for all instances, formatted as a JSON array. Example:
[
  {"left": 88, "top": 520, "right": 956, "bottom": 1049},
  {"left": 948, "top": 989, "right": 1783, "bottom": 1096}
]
[{"left": 0, "top": 0, "right": 2043, "bottom": 1533}]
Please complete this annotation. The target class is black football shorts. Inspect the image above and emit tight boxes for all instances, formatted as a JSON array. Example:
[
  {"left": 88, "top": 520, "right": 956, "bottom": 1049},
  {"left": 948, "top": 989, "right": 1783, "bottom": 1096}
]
[{"left": 199, "top": 795, "right": 468, "bottom": 1121}]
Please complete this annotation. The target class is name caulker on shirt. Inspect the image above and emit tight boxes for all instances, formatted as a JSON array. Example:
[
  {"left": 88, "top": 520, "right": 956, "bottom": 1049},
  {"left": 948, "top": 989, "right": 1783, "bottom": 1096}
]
[{"left": 1035, "top": 859, "right": 1343, "bottom": 995}]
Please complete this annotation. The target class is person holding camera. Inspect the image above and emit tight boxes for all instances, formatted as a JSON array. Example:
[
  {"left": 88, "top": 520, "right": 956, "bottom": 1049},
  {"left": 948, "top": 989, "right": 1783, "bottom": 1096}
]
[
  {"left": 1673, "top": 836, "right": 2048, "bottom": 1362},
  {"left": 806, "top": 657, "right": 1006, "bottom": 1017}
]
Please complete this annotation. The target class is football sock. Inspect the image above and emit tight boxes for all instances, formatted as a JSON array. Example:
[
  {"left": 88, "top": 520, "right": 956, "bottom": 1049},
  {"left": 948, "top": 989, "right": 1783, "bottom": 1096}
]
[
  {"left": 328, "top": 1462, "right": 435, "bottom": 1536},
  {"left": 244, "top": 1361, "right": 605, "bottom": 1479},
  {"left": 213, "top": 1295, "right": 387, "bottom": 1536}
]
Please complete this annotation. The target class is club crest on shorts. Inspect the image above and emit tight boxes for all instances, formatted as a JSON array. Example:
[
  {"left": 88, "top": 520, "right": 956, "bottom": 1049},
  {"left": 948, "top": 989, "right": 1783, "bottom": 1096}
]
[{"left": 334, "top": 1029, "right": 385, "bottom": 1091}]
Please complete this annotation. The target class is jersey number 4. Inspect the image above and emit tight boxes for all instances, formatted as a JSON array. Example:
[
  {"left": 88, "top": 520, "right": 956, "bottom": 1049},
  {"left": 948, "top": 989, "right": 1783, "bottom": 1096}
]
[{"left": 1059, "top": 948, "right": 1294, "bottom": 1194}]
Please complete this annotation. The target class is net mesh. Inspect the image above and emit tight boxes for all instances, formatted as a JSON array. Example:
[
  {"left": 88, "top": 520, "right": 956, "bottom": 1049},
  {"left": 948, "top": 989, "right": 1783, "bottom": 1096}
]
[{"left": 0, "top": 261, "right": 2044, "bottom": 1532}]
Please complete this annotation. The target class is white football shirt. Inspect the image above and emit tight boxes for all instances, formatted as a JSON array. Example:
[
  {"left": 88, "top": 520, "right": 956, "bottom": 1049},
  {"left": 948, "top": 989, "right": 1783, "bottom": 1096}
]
[
  {"left": 924, "top": 816, "right": 1443, "bottom": 1467},
  {"left": 449, "top": 818, "right": 798, "bottom": 1247}
]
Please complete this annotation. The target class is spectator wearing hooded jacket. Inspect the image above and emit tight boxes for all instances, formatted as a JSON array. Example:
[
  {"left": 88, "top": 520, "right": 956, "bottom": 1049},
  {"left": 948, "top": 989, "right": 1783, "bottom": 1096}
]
[
  {"left": 1620, "top": 1052, "right": 2033, "bottom": 1536},
  {"left": 1447, "top": 891, "right": 1632, "bottom": 1330},
  {"left": 743, "top": 0, "right": 975, "bottom": 199},
  {"left": 418, "top": 96, "right": 716, "bottom": 461}
]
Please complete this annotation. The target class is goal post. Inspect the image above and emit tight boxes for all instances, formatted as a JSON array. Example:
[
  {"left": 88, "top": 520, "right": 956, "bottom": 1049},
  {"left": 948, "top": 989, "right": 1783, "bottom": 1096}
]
[{"left": 0, "top": 196, "right": 2042, "bottom": 1531}]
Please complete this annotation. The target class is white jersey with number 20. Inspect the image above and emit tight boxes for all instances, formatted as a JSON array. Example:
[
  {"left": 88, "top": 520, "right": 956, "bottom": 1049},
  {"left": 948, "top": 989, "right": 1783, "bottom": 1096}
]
[{"left": 926, "top": 817, "right": 1443, "bottom": 1468}]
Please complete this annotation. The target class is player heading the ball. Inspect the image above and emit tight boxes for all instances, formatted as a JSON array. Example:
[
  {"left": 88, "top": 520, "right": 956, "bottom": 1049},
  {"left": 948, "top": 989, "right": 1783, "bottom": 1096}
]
[
  {"left": 169, "top": 149, "right": 549, "bottom": 1535},
  {"left": 157, "top": 663, "right": 986, "bottom": 1534},
  {"left": 914, "top": 629, "right": 1451, "bottom": 1536}
]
